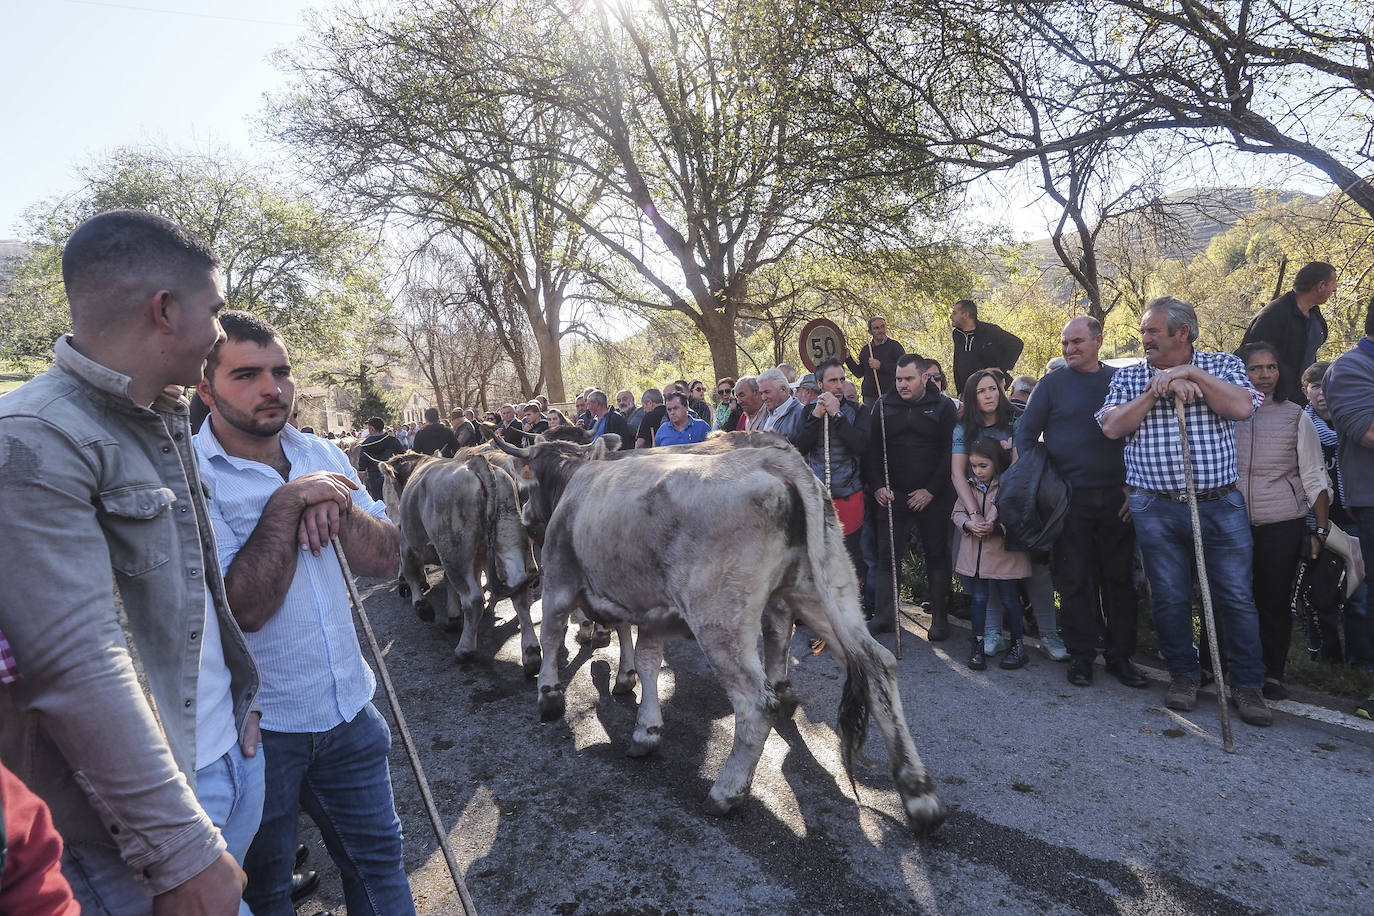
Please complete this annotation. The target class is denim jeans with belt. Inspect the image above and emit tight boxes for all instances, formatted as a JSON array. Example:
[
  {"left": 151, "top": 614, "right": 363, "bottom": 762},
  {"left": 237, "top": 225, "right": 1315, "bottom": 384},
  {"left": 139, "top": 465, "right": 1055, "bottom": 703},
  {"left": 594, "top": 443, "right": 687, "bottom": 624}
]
[
  {"left": 244, "top": 702, "right": 414, "bottom": 916},
  {"left": 1128, "top": 487, "right": 1266, "bottom": 689}
]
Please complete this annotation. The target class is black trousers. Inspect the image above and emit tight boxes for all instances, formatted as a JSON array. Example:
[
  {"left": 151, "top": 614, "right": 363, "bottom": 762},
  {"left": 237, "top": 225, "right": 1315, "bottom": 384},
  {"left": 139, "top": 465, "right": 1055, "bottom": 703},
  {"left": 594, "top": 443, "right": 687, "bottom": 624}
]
[
  {"left": 1251, "top": 516, "right": 1305, "bottom": 680},
  {"left": 875, "top": 490, "right": 954, "bottom": 619},
  {"left": 1051, "top": 486, "right": 1138, "bottom": 662}
]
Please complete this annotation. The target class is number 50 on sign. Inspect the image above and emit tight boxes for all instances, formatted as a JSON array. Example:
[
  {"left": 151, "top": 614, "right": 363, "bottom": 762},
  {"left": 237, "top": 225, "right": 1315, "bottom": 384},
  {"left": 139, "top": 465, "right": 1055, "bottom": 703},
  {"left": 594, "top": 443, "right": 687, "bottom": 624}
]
[{"left": 797, "top": 318, "right": 846, "bottom": 372}]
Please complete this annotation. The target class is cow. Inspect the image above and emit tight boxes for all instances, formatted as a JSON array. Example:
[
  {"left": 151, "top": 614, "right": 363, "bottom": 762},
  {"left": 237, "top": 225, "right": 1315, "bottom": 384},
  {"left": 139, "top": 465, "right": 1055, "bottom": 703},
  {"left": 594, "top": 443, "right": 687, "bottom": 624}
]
[
  {"left": 380, "top": 450, "right": 541, "bottom": 675},
  {"left": 494, "top": 432, "right": 947, "bottom": 836}
]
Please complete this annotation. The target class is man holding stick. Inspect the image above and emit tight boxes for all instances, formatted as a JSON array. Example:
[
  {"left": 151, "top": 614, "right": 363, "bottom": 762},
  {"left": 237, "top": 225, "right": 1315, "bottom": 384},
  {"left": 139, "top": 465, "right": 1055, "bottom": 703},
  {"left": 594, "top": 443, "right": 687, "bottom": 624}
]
[
  {"left": 195, "top": 311, "right": 414, "bottom": 916},
  {"left": 1098, "top": 297, "right": 1272, "bottom": 727},
  {"left": 864, "top": 354, "right": 957, "bottom": 638},
  {"left": 844, "top": 315, "right": 906, "bottom": 406}
]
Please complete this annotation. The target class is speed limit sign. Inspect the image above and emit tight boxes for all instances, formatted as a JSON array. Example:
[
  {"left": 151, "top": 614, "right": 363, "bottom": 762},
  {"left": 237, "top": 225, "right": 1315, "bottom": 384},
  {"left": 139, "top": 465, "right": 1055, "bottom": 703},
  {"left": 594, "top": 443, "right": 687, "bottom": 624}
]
[{"left": 798, "top": 318, "right": 846, "bottom": 372}]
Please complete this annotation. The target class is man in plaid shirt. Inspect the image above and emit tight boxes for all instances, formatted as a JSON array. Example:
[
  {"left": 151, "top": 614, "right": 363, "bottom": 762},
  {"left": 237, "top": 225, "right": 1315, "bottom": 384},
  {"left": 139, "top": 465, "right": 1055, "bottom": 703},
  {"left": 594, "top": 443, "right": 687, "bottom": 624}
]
[{"left": 1098, "top": 297, "right": 1272, "bottom": 726}]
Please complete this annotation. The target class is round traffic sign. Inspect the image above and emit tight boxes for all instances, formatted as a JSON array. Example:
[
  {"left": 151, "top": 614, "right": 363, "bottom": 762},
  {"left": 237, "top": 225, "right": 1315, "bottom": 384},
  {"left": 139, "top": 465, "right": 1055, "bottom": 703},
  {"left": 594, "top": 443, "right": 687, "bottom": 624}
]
[{"left": 798, "top": 318, "right": 846, "bottom": 372}]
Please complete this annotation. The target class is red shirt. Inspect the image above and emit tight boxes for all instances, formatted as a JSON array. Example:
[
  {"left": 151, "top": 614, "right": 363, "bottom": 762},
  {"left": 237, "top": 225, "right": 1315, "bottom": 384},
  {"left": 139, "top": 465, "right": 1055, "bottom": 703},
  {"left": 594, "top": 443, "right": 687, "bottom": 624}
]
[{"left": 1, "top": 762, "right": 79, "bottom": 915}]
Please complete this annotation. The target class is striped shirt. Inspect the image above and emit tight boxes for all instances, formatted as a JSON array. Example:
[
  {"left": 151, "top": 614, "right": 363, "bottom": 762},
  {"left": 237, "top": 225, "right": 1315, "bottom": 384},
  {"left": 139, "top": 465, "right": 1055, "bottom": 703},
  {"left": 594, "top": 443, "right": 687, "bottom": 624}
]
[
  {"left": 195, "top": 421, "right": 383, "bottom": 733},
  {"left": 1096, "top": 350, "right": 1261, "bottom": 492},
  {"left": 0, "top": 626, "right": 18, "bottom": 683}
]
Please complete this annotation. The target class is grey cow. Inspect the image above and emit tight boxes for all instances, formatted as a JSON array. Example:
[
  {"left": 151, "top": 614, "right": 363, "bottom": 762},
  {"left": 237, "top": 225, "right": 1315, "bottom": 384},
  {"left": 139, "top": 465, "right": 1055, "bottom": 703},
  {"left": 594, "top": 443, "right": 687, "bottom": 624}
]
[
  {"left": 381, "top": 450, "right": 541, "bottom": 675},
  {"left": 495, "top": 431, "right": 947, "bottom": 836}
]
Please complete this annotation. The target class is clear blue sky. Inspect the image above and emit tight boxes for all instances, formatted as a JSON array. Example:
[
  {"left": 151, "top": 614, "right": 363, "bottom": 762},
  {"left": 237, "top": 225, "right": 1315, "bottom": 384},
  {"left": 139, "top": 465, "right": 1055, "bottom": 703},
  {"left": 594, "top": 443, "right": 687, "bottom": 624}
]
[{"left": 0, "top": 0, "right": 320, "bottom": 238}]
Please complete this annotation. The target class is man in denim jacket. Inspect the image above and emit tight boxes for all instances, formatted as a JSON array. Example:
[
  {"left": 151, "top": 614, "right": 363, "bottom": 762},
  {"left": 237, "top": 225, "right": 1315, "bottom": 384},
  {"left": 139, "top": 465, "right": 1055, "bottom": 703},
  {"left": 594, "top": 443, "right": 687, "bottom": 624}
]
[{"left": 0, "top": 211, "right": 260, "bottom": 914}]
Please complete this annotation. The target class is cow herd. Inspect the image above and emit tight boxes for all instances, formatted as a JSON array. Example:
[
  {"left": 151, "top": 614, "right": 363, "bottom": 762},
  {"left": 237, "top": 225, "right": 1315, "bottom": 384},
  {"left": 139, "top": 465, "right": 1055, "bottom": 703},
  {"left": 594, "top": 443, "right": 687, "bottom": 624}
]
[{"left": 378, "top": 429, "right": 948, "bottom": 839}]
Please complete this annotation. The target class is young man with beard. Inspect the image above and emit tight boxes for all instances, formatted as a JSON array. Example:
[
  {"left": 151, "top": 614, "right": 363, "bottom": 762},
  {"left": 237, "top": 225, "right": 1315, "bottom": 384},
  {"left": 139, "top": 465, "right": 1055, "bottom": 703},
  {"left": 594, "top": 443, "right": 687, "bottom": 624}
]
[
  {"left": 864, "top": 354, "right": 958, "bottom": 638},
  {"left": 195, "top": 311, "right": 413, "bottom": 916}
]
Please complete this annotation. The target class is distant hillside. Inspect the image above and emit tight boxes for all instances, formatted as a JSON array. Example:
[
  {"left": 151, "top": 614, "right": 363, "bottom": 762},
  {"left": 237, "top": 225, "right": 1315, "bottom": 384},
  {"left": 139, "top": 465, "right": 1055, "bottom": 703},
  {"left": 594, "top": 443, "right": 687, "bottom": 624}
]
[{"left": 1018, "top": 187, "right": 1311, "bottom": 268}]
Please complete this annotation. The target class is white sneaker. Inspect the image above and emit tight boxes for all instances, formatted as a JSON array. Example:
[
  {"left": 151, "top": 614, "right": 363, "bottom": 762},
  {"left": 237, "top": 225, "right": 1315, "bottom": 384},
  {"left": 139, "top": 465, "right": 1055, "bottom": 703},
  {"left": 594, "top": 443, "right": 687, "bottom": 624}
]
[
  {"left": 1041, "top": 631, "right": 1069, "bottom": 662},
  {"left": 983, "top": 628, "right": 1005, "bottom": 656}
]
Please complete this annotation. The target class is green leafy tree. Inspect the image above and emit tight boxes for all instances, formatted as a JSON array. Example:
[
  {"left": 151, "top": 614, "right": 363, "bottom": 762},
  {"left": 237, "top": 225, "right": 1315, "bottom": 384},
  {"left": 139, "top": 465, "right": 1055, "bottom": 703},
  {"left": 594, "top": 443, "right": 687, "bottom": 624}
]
[
  {"left": 0, "top": 146, "right": 387, "bottom": 368},
  {"left": 272, "top": 0, "right": 949, "bottom": 383}
]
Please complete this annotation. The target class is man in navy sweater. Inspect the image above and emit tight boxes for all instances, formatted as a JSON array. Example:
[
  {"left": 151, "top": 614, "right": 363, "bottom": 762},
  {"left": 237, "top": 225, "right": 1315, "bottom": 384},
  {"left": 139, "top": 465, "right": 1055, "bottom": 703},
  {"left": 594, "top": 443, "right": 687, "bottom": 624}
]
[{"left": 1016, "top": 316, "right": 1147, "bottom": 689}]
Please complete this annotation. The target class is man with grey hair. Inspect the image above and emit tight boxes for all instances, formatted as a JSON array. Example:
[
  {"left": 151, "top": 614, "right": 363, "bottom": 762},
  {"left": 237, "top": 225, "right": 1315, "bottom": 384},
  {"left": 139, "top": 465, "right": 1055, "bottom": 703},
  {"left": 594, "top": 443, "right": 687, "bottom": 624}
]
[
  {"left": 635, "top": 388, "right": 667, "bottom": 448},
  {"left": 724, "top": 376, "right": 768, "bottom": 431},
  {"left": 587, "top": 389, "right": 632, "bottom": 449},
  {"left": 758, "top": 367, "right": 804, "bottom": 443},
  {"left": 1098, "top": 297, "right": 1271, "bottom": 726},
  {"left": 1009, "top": 374, "right": 1037, "bottom": 417}
]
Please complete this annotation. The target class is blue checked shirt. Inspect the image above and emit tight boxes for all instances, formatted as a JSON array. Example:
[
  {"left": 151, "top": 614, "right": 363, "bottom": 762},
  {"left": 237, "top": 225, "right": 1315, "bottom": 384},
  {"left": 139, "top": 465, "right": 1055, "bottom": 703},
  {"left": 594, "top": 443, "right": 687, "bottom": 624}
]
[
  {"left": 1096, "top": 350, "right": 1262, "bottom": 492},
  {"left": 196, "top": 421, "right": 383, "bottom": 733}
]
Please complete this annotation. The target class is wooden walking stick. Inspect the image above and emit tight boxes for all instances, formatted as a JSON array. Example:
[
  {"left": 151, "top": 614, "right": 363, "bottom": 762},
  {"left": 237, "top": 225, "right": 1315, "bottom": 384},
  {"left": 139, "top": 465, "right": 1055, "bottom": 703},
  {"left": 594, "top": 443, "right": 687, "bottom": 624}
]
[
  {"left": 1172, "top": 402, "right": 1236, "bottom": 754},
  {"left": 332, "top": 535, "right": 480, "bottom": 914},
  {"left": 870, "top": 341, "right": 903, "bottom": 660}
]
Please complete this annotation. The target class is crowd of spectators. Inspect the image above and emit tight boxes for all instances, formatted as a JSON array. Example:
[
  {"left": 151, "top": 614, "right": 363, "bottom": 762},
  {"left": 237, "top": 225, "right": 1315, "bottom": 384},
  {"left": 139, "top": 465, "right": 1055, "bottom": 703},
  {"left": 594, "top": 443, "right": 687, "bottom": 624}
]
[
  {"left": 1, "top": 203, "right": 1370, "bottom": 915},
  {"left": 416, "top": 267, "right": 1372, "bottom": 727}
]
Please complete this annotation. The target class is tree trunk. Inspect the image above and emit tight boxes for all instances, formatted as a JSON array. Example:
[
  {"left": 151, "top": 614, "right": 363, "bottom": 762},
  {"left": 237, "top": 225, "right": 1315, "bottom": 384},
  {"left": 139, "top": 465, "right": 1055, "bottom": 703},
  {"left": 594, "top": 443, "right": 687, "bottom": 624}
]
[{"left": 696, "top": 308, "right": 739, "bottom": 381}]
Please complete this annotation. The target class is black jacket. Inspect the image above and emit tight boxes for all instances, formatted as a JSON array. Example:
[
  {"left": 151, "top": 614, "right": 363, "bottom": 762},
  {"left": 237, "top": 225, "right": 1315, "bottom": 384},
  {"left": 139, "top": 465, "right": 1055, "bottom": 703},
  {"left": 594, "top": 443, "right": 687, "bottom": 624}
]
[
  {"left": 795, "top": 400, "right": 870, "bottom": 498},
  {"left": 995, "top": 443, "right": 1070, "bottom": 554},
  {"left": 412, "top": 421, "right": 460, "bottom": 457},
  {"left": 592, "top": 409, "right": 634, "bottom": 450},
  {"left": 864, "top": 384, "right": 956, "bottom": 496},
  {"left": 952, "top": 321, "right": 1024, "bottom": 394},
  {"left": 845, "top": 338, "right": 907, "bottom": 401},
  {"left": 1237, "top": 291, "right": 1326, "bottom": 405}
]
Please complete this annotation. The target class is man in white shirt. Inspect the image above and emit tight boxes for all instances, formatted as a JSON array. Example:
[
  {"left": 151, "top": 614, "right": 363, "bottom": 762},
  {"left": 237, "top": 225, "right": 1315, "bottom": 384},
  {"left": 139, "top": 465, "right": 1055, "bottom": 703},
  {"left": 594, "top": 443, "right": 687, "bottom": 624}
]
[{"left": 195, "top": 311, "right": 412, "bottom": 916}]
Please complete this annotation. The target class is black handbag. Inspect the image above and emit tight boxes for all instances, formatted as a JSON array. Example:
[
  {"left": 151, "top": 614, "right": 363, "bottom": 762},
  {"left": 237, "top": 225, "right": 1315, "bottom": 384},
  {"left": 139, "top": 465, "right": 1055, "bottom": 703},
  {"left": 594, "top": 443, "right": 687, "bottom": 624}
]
[{"left": 1298, "top": 548, "right": 1347, "bottom": 614}]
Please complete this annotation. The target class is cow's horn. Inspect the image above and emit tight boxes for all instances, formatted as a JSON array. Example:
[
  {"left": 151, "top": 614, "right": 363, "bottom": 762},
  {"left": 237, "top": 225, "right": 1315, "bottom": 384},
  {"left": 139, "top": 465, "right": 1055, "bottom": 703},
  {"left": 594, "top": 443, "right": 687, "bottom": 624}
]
[{"left": 492, "top": 436, "right": 531, "bottom": 459}]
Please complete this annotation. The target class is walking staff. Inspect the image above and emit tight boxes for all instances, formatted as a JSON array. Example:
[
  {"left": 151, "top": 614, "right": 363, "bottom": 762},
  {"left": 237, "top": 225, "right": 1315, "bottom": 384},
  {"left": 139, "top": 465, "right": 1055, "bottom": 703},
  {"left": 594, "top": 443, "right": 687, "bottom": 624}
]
[
  {"left": 1173, "top": 404, "right": 1236, "bottom": 753},
  {"left": 334, "top": 537, "right": 480, "bottom": 913}
]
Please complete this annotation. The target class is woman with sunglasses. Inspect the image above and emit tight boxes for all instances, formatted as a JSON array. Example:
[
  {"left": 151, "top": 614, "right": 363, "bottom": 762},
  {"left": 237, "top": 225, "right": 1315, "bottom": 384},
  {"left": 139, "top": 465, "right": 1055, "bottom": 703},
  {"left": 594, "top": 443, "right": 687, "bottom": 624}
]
[{"left": 713, "top": 377, "right": 736, "bottom": 430}]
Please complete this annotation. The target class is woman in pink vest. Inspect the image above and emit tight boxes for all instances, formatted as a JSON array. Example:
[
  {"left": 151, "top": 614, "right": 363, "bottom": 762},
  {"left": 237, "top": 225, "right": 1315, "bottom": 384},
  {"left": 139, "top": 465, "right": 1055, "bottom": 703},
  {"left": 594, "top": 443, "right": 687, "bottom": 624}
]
[{"left": 1235, "top": 343, "right": 1333, "bottom": 700}]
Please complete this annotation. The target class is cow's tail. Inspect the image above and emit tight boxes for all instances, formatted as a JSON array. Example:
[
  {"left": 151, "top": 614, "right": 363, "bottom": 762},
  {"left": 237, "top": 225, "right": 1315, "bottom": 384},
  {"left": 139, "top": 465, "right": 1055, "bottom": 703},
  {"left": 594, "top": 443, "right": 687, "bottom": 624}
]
[
  {"left": 790, "top": 466, "right": 946, "bottom": 837},
  {"left": 788, "top": 469, "right": 867, "bottom": 788}
]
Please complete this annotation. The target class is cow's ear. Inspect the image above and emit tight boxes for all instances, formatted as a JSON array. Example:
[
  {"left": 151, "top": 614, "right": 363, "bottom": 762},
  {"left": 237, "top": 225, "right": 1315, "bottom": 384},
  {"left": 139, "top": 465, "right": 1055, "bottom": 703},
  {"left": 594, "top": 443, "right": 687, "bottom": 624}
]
[
  {"left": 588, "top": 437, "right": 614, "bottom": 460},
  {"left": 600, "top": 433, "right": 622, "bottom": 453}
]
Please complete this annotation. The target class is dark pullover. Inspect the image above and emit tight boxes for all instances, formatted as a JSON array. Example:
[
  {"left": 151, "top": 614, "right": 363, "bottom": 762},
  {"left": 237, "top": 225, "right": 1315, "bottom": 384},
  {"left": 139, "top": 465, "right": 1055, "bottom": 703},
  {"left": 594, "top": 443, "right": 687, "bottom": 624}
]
[{"left": 1014, "top": 364, "right": 1125, "bottom": 489}]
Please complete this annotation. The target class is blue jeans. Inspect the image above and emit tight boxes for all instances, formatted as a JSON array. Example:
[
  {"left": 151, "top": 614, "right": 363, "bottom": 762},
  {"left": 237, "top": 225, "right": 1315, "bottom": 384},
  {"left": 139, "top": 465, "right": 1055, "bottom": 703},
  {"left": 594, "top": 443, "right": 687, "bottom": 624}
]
[
  {"left": 1129, "top": 488, "right": 1265, "bottom": 688},
  {"left": 969, "top": 577, "right": 1024, "bottom": 640},
  {"left": 1351, "top": 509, "right": 1374, "bottom": 668},
  {"left": 244, "top": 703, "right": 414, "bottom": 916},
  {"left": 63, "top": 745, "right": 264, "bottom": 915}
]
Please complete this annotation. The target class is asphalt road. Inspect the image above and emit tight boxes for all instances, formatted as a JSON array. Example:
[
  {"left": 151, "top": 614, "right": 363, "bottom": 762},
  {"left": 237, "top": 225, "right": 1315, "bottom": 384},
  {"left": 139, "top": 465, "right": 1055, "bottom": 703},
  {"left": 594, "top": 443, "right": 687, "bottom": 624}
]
[{"left": 294, "top": 578, "right": 1374, "bottom": 916}]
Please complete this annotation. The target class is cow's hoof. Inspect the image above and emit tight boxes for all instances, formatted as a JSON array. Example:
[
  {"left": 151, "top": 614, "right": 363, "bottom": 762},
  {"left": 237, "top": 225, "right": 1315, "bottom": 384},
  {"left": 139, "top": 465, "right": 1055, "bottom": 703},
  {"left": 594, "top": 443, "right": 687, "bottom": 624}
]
[
  {"left": 905, "top": 792, "right": 948, "bottom": 839},
  {"left": 591, "top": 627, "right": 612, "bottom": 649},
  {"left": 611, "top": 671, "right": 638, "bottom": 695},
  {"left": 704, "top": 790, "right": 741, "bottom": 817},
  {"left": 574, "top": 622, "right": 594, "bottom": 646},
  {"left": 414, "top": 599, "right": 435, "bottom": 622},
  {"left": 538, "top": 686, "right": 565, "bottom": 722},
  {"left": 397, "top": 580, "right": 411, "bottom": 599},
  {"left": 521, "top": 649, "right": 542, "bottom": 678},
  {"left": 626, "top": 728, "right": 660, "bottom": 757},
  {"left": 453, "top": 646, "right": 479, "bottom": 665},
  {"left": 442, "top": 616, "right": 463, "bottom": 634}
]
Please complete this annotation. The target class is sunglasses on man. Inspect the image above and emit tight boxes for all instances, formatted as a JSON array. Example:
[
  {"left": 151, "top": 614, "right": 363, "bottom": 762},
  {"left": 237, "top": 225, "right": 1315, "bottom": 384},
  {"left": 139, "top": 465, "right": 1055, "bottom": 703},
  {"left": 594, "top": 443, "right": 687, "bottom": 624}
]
[{"left": 717, "top": 387, "right": 734, "bottom": 396}]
